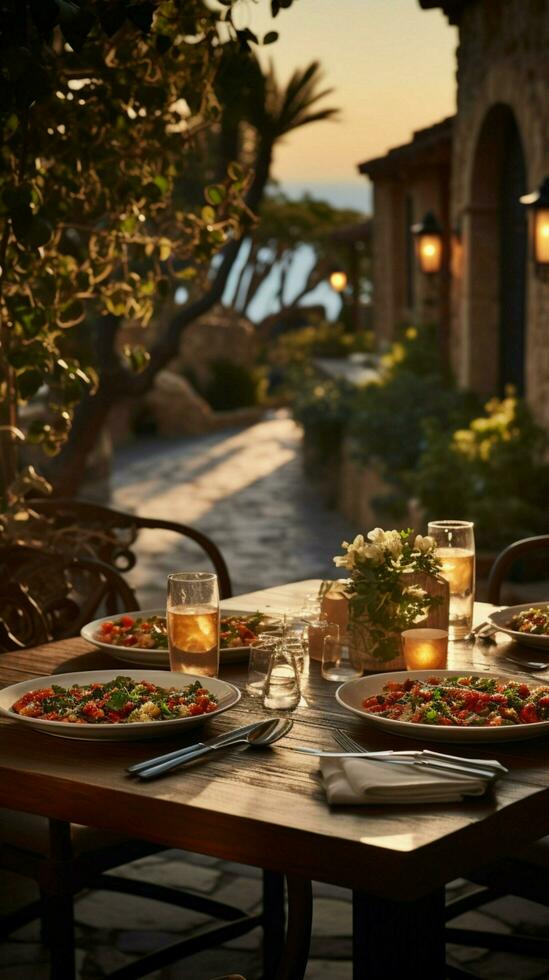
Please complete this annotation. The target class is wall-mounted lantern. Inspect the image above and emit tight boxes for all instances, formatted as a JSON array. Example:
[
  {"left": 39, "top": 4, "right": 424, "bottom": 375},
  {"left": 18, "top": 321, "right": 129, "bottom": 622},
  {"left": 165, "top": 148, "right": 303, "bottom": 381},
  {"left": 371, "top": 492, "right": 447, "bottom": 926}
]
[
  {"left": 328, "top": 268, "right": 348, "bottom": 292},
  {"left": 411, "top": 211, "right": 443, "bottom": 274},
  {"left": 520, "top": 177, "right": 549, "bottom": 266}
]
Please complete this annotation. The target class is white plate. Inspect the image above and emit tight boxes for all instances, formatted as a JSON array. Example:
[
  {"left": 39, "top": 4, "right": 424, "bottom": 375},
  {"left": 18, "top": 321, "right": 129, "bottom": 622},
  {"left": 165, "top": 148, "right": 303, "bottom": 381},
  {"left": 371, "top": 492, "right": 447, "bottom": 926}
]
[
  {"left": 488, "top": 603, "right": 549, "bottom": 652},
  {"left": 81, "top": 609, "right": 281, "bottom": 667},
  {"left": 0, "top": 669, "right": 240, "bottom": 741},
  {"left": 336, "top": 669, "right": 549, "bottom": 742}
]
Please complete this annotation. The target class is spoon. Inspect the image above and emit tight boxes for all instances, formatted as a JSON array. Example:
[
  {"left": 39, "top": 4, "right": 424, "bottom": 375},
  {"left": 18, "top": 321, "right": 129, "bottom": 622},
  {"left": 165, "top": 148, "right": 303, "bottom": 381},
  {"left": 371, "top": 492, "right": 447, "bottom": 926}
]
[{"left": 136, "top": 717, "right": 293, "bottom": 780}]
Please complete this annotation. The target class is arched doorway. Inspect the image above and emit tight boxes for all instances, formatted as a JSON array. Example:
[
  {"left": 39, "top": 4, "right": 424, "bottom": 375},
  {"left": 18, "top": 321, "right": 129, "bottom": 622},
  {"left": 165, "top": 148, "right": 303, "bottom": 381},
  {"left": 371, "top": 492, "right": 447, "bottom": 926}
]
[{"left": 466, "top": 104, "right": 527, "bottom": 395}]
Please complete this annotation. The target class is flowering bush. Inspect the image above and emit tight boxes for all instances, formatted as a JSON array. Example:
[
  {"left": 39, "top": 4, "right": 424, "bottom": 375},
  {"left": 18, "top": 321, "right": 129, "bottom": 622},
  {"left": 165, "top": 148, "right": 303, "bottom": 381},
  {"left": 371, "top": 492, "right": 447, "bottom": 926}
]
[{"left": 333, "top": 528, "right": 442, "bottom": 662}]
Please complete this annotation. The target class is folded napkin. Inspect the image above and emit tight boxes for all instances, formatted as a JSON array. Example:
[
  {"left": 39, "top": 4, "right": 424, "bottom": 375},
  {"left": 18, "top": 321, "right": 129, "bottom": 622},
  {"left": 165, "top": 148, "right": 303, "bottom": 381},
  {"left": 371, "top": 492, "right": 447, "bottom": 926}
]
[{"left": 320, "top": 757, "right": 490, "bottom": 805}]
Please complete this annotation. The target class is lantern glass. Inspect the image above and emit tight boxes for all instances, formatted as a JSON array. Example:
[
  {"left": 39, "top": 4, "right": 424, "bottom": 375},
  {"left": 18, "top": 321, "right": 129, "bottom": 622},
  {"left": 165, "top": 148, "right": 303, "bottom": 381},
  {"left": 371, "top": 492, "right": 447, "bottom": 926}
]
[
  {"left": 415, "top": 234, "right": 442, "bottom": 274},
  {"left": 534, "top": 208, "right": 549, "bottom": 264},
  {"left": 329, "top": 270, "right": 348, "bottom": 292}
]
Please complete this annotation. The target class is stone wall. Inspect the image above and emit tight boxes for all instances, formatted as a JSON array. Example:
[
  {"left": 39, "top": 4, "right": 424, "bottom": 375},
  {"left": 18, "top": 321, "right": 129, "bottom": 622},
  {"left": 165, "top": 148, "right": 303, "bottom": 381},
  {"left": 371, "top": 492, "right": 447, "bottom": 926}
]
[{"left": 450, "top": 0, "right": 549, "bottom": 424}]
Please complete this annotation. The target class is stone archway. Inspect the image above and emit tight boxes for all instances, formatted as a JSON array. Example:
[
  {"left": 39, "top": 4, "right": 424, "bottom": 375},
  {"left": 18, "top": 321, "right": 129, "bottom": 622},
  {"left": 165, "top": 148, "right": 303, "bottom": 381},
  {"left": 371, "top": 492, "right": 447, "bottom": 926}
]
[{"left": 465, "top": 104, "right": 528, "bottom": 395}]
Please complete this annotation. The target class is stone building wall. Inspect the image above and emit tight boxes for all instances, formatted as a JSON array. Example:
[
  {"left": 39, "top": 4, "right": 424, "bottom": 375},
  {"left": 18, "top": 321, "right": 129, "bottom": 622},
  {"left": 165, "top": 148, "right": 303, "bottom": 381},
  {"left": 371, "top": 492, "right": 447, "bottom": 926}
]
[{"left": 450, "top": 0, "right": 549, "bottom": 424}]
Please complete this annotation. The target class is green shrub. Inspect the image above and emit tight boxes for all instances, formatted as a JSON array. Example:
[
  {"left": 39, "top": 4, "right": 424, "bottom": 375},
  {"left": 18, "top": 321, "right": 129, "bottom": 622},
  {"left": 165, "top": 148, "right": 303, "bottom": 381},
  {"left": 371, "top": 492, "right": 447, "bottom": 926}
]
[
  {"left": 269, "top": 321, "right": 374, "bottom": 372},
  {"left": 291, "top": 369, "right": 354, "bottom": 478},
  {"left": 347, "top": 325, "right": 479, "bottom": 515},
  {"left": 414, "top": 396, "right": 549, "bottom": 550}
]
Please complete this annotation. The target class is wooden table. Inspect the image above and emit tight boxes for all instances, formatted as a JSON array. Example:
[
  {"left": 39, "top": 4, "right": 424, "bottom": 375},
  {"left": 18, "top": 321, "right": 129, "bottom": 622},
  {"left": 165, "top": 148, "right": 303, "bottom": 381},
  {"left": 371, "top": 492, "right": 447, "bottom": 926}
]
[{"left": 2, "top": 579, "right": 549, "bottom": 977}]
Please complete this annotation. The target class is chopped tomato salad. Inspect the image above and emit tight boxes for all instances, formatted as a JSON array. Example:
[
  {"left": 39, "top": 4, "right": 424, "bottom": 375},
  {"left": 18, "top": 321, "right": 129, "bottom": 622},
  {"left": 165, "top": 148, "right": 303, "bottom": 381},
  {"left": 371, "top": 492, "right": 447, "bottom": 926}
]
[
  {"left": 507, "top": 607, "right": 549, "bottom": 636},
  {"left": 362, "top": 675, "right": 549, "bottom": 727},
  {"left": 95, "top": 612, "right": 267, "bottom": 650},
  {"left": 219, "top": 613, "right": 264, "bottom": 649},
  {"left": 11, "top": 676, "right": 218, "bottom": 725},
  {"left": 96, "top": 615, "right": 168, "bottom": 649}
]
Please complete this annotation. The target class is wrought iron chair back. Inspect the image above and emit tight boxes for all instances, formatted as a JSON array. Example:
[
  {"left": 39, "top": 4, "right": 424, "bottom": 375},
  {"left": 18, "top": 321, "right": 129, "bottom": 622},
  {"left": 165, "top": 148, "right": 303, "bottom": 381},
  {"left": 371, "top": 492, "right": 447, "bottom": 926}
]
[
  {"left": 29, "top": 497, "right": 233, "bottom": 599},
  {"left": 0, "top": 546, "right": 138, "bottom": 652},
  {"left": 487, "top": 534, "right": 549, "bottom": 604}
]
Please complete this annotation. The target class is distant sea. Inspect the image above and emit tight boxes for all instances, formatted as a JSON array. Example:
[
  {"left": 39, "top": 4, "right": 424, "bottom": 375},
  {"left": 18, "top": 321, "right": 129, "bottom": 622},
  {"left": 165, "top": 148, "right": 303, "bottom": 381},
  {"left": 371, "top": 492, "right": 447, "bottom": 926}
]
[
  {"left": 279, "top": 179, "right": 373, "bottom": 214},
  {"left": 222, "top": 180, "right": 372, "bottom": 323}
]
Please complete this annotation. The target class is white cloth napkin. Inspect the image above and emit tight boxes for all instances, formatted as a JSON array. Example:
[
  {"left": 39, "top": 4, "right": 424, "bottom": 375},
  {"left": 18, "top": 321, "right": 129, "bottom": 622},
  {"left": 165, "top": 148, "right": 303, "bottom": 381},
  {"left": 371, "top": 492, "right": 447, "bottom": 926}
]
[{"left": 320, "top": 757, "right": 490, "bottom": 805}]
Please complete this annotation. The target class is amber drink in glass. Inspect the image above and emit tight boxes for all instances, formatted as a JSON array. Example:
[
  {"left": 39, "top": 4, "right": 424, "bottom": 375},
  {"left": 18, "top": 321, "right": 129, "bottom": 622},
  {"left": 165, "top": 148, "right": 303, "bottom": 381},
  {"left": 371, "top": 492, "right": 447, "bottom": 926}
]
[
  {"left": 167, "top": 572, "right": 219, "bottom": 677},
  {"left": 427, "top": 520, "right": 475, "bottom": 640}
]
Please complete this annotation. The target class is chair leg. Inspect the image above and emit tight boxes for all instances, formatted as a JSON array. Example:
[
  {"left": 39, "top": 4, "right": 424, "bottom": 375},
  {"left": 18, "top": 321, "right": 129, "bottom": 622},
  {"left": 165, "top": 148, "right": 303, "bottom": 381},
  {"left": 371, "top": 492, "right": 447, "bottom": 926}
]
[{"left": 262, "top": 869, "right": 285, "bottom": 980}]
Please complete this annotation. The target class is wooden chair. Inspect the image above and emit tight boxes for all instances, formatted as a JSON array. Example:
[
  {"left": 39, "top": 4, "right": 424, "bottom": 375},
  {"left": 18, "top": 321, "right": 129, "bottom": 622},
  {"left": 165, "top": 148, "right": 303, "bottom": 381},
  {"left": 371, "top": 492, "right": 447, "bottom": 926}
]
[
  {"left": 444, "top": 534, "right": 549, "bottom": 975},
  {"left": 487, "top": 534, "right": 549, "bottom": 605},
  {"left": 0, "top": 537, "right": 312, "bottom": 978}
]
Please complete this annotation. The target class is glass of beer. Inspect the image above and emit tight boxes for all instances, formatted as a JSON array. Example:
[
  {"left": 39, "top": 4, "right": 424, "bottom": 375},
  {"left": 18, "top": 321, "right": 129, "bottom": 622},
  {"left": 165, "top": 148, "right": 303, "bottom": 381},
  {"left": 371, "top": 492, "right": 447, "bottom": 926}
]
[
  {"left": 427, "top": 520, "right": 475, "bottom": 640},
  {"left": 167, "top": 572, "right": 219, "bottom": 677}
]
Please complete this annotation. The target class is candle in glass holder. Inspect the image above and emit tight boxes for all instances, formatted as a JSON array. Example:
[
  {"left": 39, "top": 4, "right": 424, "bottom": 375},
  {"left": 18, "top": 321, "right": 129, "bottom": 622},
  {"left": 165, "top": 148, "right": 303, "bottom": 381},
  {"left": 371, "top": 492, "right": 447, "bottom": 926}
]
[
  {"left": 320, "top": 591, "right": 348, "bottom": 631},
  {"left": 401, "top": 628, "right": 448, "bottom": 670}
]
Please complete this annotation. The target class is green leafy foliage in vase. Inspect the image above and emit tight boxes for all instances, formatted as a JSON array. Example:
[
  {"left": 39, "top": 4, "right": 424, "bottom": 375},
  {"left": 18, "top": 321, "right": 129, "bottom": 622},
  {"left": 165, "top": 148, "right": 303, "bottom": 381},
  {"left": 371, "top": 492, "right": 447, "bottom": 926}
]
[{"left": 333, "top": 528, "right": 442, "bottom": 662}]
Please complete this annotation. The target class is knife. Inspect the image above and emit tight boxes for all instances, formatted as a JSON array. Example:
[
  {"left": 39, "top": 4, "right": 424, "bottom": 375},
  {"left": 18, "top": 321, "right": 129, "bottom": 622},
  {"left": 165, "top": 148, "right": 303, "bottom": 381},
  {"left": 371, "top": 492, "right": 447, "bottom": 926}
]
[
  {"left": 127, "top": 720, "right": 267, "bottom": 775},
  {"left": 290, "top": 747, "right": 504, "bottom": 780}
]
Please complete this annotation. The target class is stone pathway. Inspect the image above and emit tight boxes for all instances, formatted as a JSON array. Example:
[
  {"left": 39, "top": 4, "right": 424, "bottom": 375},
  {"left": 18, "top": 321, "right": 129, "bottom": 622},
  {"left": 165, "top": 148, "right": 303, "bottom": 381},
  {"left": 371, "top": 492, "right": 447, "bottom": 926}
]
[{"left": 2, "top": 411, "right": 549, "bottom": 979}]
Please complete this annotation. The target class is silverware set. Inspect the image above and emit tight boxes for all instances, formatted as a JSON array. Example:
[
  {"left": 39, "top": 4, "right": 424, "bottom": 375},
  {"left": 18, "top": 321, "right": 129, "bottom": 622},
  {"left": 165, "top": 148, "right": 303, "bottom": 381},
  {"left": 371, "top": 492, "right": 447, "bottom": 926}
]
[
  {"left": 127, "top": 718, "right": 507, "bottom": 786},
  {"left": 292, "top": 728, "right": 507, "bottom": 781},
  {"left": 127, "top": 718, "right": 292, "bottom": 780}
]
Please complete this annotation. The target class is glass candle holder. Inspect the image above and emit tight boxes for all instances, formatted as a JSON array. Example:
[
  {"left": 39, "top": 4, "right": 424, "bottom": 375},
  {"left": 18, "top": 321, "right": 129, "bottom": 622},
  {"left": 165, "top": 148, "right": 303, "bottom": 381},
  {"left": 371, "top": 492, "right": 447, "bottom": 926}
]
[{"left": 401, "top": 628, "right": 448, "bottom": 670}]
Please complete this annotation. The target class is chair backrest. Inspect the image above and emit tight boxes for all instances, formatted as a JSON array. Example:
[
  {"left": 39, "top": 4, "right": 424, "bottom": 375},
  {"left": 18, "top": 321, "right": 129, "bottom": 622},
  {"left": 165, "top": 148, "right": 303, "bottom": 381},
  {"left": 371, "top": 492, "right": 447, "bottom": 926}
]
[
  {"left": 0, "top": 545, "right": 138, "bottom": 652},
  {"left": 487, "top": 535, "right": 549, "bottom": 605},
  {"left": 29, "top": 498, "right": 233, "bottom": 599}
]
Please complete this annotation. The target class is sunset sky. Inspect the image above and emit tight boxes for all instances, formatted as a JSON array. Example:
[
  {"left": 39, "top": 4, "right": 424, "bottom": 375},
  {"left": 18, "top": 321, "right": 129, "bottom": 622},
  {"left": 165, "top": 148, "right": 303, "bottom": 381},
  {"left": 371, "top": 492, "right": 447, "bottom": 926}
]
[{"left": 247, "top": 0, "right": 457, "bottom": 210}]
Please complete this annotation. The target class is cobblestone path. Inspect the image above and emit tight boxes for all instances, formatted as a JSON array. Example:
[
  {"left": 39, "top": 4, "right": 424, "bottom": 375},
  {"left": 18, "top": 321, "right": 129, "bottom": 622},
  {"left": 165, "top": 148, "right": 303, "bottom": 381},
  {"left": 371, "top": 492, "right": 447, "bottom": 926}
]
[{"left": 2, "top": 413, "right": 549, "bottom": 979}]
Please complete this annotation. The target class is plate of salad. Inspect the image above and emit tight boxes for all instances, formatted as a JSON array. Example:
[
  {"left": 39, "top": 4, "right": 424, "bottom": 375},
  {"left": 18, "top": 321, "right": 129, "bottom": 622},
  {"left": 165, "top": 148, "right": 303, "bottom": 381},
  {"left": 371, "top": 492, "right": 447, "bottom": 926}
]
[
  {"left": 488, "top": 603, "right": 549, "bottom": 651},
  {"left": 81, "top": 609, "right": 281, "bottom": 666},
  {"left": 0, "top": 670, "right": 241, "bottom": 741},
  {"left": 336, "top": 669, "right": 549, "bottom": 742}
]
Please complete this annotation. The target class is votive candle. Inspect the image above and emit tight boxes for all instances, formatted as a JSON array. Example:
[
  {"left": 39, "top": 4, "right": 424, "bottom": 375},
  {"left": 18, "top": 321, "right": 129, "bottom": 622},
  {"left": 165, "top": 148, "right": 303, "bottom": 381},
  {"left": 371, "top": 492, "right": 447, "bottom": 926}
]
[{"left": 401, "top": 628, "right": 448, "bottom": 670}]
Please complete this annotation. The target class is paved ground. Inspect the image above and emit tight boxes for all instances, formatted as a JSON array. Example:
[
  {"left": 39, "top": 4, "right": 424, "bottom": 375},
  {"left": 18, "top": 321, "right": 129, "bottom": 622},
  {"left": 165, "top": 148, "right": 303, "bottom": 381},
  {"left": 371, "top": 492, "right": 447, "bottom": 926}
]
[{"left": 2, "top": 411, "right": 549, "bottom": 979}]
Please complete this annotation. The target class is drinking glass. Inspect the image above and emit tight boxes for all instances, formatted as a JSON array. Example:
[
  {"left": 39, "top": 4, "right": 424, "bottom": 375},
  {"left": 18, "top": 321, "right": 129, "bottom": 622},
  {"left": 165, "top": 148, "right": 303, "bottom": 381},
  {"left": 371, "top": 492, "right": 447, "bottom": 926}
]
[
  {"left": 321, "top": 634, "right": 363, "bottom": 682},
  {"left": 167, "top": 572, "right": 219, "bottom": 677},
  {"left": 427, "top": 520, "right": 475, "bottom": 640},
  {"left": 263, "top": 624, "right": 306, "bottom": 672},
  {"left": 262, "top": 646, "right": 301, "bottom": 712},
  {"left": 246, "top": 636, "right": 278, "bottom": 698}
]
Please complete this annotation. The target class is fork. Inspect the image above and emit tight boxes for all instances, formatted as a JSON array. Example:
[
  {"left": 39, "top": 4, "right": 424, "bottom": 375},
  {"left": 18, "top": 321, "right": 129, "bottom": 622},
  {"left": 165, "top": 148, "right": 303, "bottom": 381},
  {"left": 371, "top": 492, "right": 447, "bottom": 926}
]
[{"left": 332, "top": 730, "right": 506, "bottom": 780}]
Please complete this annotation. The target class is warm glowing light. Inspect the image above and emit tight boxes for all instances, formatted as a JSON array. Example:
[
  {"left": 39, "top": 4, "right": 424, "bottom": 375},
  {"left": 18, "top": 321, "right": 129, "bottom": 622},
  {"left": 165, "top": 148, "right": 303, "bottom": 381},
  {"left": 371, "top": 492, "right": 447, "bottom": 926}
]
[
  {"left": 411, "top": 212, "right": 443, "bottom": 274},
  {"left": 520, "top": 178, "right": 549, "bottom": 265},
  {"left": 534, "top": 210, "right": 549, "bottom": 264},
  {"left": 401, "top": 628, "right": 448, "bottom": 670},
  {"left": 416, "top": 234, "right": 442, "bottom": 274},
  {"left": 329, "top": 270, "right": 348, "bottom": 292}
]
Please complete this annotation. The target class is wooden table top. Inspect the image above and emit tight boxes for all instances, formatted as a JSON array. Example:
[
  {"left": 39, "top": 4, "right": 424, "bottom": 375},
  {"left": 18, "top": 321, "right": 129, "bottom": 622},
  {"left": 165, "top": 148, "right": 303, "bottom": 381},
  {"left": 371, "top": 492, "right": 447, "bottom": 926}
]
[{"left": 1, "top": 579, "right": 549, "bottom": 902}]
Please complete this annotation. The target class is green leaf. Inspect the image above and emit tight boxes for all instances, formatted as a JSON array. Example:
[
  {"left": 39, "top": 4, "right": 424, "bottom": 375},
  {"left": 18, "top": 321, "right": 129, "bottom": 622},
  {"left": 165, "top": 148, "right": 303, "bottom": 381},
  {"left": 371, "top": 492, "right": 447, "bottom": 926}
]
[
  {"left": 158, "top": 237, "right": 171, "bottom": 261},
  {"left": 57, "top": 300, "right": 84, "bottom": 328},
  {"left": 201, "top": 205, "right": 215, "bottom": 224},
  {"left": 227, "top": 161, "right": 244, "bottom": 182},
  {"left": 153, "top": 175, "right": 169, "bottom": 193},
  {"left": 204, "top": 184, "right": 225, "bottom": 206},
  {"left": 17, "top": 369, "right": 43, "bottom": 400},
  {"left": 122, "top": 344, "right": 150, "bottom": 373},
  {"left": 263, "top": 31, "right": 279, "bottom": 44}
]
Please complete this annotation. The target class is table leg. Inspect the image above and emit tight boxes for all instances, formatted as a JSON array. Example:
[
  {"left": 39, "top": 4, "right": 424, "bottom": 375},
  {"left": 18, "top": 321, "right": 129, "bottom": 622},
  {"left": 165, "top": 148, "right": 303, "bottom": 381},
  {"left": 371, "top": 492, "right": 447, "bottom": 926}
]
[
  {"left": 262, "top": 870, "right": 285, "bottom": 979},
  {"left": 352, "top": 887, "right": 446, "bottom": 979}
]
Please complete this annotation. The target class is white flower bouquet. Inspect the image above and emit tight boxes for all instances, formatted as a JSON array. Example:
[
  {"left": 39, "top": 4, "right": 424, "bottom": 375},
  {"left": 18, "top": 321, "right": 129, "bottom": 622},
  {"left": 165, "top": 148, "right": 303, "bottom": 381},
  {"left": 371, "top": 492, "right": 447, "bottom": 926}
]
[{"left": 333, "top": 528, "right": 443, "bottom": 664}]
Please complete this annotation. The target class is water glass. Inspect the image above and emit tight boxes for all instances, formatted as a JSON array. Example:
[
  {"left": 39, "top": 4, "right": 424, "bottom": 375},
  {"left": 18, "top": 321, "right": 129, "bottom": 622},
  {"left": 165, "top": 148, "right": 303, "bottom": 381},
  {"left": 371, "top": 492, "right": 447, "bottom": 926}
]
[
  {"left": 321, "top": 634, "right": 363, "bottom": 682},
  {"left": 246, "top": 636, "right": 278, "bottom": 698},
  {"left": 428, "top": 520, "right": 475, "bottom": 640},
  {"left": 167, "top": 571, "right": 219, "bottom": 677},
  {"left": 262, "top": 646, "right": 301, "bottom": 712},
  {"left": 263, "top": 626, "right": 306, "bottom": 672}
]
